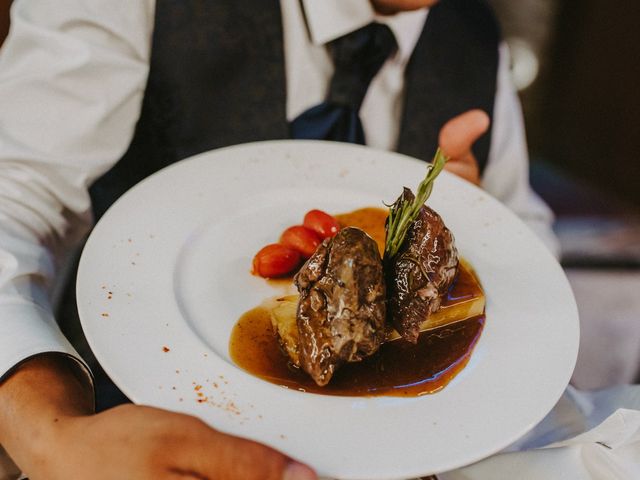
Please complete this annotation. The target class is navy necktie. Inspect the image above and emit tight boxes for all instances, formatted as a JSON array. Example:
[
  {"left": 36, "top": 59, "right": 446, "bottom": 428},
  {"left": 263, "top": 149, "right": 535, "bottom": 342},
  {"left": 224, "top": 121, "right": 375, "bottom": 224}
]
[{"left": 291, "top": 23, "right": 398, "bottom": 145}]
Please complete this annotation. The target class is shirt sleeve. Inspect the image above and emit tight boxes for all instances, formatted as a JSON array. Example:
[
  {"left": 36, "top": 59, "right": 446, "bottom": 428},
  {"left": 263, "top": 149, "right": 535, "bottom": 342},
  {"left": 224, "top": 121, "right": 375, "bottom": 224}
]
[
  {"left": 482, "top": 42, "right": 560, "bottom": 258},
  {"left": 0, "top": 0, "right": 154, "bottom": 382}
]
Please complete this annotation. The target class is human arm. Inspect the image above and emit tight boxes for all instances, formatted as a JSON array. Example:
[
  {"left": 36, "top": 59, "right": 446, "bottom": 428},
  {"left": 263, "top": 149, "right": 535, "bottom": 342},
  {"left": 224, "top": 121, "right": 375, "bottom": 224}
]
[
  {"left": 0, "top": 354, "right": 315, "bottom": 480},
  {"left": 0, "top": 0, "right": 155, "bottom": 383}
]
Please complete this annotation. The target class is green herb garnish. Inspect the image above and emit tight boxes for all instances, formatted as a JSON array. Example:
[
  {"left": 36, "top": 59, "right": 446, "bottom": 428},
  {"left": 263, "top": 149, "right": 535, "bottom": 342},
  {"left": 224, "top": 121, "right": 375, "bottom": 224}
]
[{"left": 384, "top": 148, "right": 449, "bottom": 259}]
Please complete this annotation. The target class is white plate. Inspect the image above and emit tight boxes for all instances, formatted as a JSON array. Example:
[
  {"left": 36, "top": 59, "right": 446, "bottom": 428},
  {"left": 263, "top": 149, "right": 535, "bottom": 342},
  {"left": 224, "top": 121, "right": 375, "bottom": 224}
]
[{"left": 77, "top": 140, "right": 579, "bottom": 479}]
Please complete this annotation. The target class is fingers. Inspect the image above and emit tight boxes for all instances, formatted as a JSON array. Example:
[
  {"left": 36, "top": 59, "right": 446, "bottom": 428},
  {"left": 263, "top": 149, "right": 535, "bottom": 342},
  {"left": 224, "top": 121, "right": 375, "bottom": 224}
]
[
  {"left": 442, "top": 159, "right": 479, "bottom": 185},
  {"left": 175, "top": 419, "right": 316, "bottom": 480},
  {"left": 438, "top": 109, "right": 490, "bottom": 159},
  {"left": 281, "top": 462, "right": 318, "bottom": 480},
  {"left": 438, "top": 109, "right": 490, "bottom": 185}
]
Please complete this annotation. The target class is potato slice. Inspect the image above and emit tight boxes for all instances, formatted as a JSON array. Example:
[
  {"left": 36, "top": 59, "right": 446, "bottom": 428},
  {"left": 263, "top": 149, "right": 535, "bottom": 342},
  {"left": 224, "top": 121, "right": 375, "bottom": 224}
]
[{"left": 265, "top": 295, "right": 301, "bottom": 366}]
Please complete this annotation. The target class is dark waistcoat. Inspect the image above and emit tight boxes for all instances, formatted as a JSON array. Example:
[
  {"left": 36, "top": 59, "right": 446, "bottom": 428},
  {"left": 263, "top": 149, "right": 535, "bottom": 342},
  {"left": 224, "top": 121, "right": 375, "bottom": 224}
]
[
  {"left": 89, "top": 0, "right": 500, "bottom": 219},
  {"left": 63, "top": 1, "right": 499, "bottom": 405}
]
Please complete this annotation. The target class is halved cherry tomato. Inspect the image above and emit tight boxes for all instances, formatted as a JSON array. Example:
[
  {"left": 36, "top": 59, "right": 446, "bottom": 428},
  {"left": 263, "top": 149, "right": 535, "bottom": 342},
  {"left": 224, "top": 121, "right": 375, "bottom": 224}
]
[
  {"left": 303, "top": 209, "right": 340, "bottom": 239},
  {"left": 280, "top": 225, "right": 322, "bottom": 259},
  {"left": 252, "top": 244, "right": 301, "bottom": 278}
]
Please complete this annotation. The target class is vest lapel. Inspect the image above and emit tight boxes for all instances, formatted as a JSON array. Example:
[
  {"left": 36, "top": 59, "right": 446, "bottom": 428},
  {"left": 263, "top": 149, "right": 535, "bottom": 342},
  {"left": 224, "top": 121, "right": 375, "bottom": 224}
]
[{"left": 147, "top": 0, "right": 289, "bottom": 159}]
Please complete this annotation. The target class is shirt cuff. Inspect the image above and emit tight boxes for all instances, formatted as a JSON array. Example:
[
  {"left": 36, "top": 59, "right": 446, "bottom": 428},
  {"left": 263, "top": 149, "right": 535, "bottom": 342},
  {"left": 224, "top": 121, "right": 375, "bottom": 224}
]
[{"left": 0, "top": 301, "right": 93, "bottom": 388}]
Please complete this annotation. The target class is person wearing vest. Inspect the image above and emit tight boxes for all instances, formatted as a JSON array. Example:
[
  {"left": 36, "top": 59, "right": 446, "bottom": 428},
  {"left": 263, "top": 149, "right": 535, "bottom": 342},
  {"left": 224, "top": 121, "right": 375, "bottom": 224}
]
[{"left": 0, "top": 1, "right": 557, "bottom": 479}]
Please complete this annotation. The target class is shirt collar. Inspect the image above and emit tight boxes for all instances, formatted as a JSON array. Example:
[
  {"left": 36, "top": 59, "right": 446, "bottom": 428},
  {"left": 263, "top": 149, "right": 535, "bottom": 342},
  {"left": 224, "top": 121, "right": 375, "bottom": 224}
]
[{"left": 301, "top": 0, "right": 429, "bottom": 63}]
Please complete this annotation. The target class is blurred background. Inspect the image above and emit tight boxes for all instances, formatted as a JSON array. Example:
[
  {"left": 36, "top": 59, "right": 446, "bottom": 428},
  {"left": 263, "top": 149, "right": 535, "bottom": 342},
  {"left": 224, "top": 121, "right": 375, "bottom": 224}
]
[
  {"left": 1, "top": 0, "right": 638, "bottom": 389},
  {"left": 488, "top": 0, "right": 640, "bottom": 390}
]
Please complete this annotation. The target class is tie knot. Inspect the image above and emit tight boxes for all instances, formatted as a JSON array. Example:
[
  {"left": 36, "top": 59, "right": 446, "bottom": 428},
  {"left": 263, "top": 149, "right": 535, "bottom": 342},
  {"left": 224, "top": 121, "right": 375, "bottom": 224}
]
[{"left": 328, "top": 22, "right": 398, "bottom": 110}]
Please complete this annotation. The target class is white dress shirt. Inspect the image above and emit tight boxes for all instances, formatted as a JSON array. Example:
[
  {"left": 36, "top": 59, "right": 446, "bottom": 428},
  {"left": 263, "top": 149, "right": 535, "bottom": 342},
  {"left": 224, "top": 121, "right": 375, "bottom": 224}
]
[{"left": 0, "top": 0, "right": 557, "bottom": 388}]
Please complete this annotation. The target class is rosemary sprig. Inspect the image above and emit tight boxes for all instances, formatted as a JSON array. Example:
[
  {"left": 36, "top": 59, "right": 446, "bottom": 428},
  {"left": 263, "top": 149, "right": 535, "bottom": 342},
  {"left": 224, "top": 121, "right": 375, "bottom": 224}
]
[{"left": 384, "top": 148, "right": 448, "bottom": 259}]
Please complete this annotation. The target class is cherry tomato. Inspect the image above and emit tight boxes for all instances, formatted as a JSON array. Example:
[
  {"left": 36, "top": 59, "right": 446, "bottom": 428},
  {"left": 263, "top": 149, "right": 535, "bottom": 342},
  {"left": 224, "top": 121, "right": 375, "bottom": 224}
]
[
  {"left": 280, "top": 225, "right": 322, "bottom": 258},
  {"left": 252, "top": 243, "right": 301, "bottom": 278},
  {"left": 303, "top": 209, "right": 340, "bottom": 239}
]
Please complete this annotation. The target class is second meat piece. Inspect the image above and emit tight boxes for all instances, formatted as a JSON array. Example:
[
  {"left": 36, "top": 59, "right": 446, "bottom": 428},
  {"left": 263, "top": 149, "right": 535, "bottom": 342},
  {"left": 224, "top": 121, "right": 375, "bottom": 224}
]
[{"left": 385, "top": 190, "right": 459, "bottom": 343}]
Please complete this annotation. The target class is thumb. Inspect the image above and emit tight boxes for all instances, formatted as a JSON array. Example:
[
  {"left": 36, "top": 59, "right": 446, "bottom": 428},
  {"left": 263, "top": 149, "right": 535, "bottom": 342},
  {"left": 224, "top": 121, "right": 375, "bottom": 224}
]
[
  {"left": 438, "top": 109, "right": 490, "bottom": 160},
  {"left": 177, "top": 424, "right": 317, "bottom": 480},
  {"left": 438, "top": 110, "right": 489, "bottom": 185}
]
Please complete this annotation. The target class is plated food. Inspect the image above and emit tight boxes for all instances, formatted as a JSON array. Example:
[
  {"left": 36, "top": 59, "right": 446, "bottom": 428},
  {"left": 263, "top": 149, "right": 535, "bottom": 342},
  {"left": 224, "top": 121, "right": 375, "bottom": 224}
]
[
  {"left": 77, "top": 141, "right": 579, "bottom": 478},
  {"left": 233, "top": 150, "right": 486, "bottom": 395}
]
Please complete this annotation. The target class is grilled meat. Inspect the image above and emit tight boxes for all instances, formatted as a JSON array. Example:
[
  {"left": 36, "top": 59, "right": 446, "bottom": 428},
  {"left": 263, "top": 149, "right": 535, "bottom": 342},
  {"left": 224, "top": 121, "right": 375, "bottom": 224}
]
[
  {"left": 385, "top": 191, "right": 458, "bottom": 343},
  {"left": 294, "top": 227, "right": 386, "bottom": 386}
]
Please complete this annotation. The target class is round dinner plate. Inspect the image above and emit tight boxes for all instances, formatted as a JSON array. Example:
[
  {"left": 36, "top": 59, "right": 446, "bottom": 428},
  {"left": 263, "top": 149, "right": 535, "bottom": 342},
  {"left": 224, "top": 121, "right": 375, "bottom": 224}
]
[{"left": 77, "top": 140, "right": 579, "bottom": 479}]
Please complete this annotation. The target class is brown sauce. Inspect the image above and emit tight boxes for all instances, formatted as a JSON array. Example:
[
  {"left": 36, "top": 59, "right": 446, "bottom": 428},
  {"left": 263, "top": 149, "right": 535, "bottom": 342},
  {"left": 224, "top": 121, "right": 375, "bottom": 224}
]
[
  {"left": 230, "top": 207, "right": 485, "bottom": 397},
  {"left": 230, "top": 288, "right": 484, "bottom": 397},
  {"left": 335, "top": 207, "right": 388, "bottom": 256},
  {"left": 265, "top": 276, "right": 296, "bottom": 289}
]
